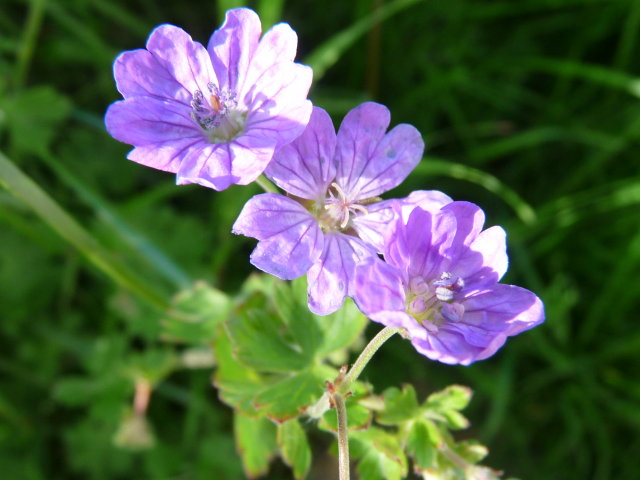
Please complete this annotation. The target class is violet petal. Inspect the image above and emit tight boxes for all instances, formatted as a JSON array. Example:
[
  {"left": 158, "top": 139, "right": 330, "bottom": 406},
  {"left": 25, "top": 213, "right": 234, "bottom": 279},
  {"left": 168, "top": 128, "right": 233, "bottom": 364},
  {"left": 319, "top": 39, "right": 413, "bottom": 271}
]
[
  {"left": 105, "top": 97, "right": 199, "bottom": 148},
  {"left": 232, "top": 193, "right": 324, "bottom": 279},
  {"left": 146, "top": 24, "right": 215, "bottom": 97},
  {"left": 353, "top": 256, "right": 408, "bottom": 327},
  {"left": 307, "top": 234, "right": 372, "bottom": 315},
  {"left": 335, "top": 102, "right": 424, "bottom": 200},
  {"left": 207, "top": 8, "right": 261, "bottom": 92},
  {"left": 266, "top": 107, "right": 337, "bottom": 200}
]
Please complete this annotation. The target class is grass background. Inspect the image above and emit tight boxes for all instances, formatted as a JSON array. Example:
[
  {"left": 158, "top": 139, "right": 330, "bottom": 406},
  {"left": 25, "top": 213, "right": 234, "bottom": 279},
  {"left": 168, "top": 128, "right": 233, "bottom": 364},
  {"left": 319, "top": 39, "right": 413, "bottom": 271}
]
[{"left": 1, "top": 0, "right": 639, "bottom": 478}]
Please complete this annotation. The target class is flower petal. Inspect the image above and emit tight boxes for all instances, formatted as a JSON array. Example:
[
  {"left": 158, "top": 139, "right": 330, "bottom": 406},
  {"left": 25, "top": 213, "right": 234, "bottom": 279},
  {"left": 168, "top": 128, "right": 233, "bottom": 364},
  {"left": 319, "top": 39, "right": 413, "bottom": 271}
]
[
  {"left": 146, "top": 24, "right": 215, "bottom": 97},
  {"left": 243, "top": 22, "right": 299, "bottom": 91},
  {"left": 105, "top": 97, "right": 200, "bottom": 147},
  {"left": 409, "top": 328, "right": 483, "bottom": 365},
  {"left": 384, "top": 207, "right": 447, "bottom": 282},
  {"left": 462, "top": 284, "right": 544, "bottom": 337},
  {"left": 353, "top": 257, "right": 408, "bottom": 327},
  {"left": 354, "top": 191, "right": 454, "bottom": 254},
  {"left": 232, "top": 193, "right": 324, "bottom": 279},
  {"left": 409, "top": 274, "right": 543, "bottom": 365},
  {"left": 127, "top": 138, "right": 205, "bottom": 173},
  {"left": 455, "top": 226, "right": 508, "bottom": 290},
  {"left": 229, "top": 133, "right": 280, "bottom": 185},
  {"left": 266, "top": 107, "right": 337, "bottom": 200},
  {"left": 351, "top": 199, "right": 397, "bottom": 252},
  {"left": 435, "top": 201, "right": 486, "bottom": 269},
  {"left": 207, "top": 8, "right": 261, "bottom": 93},
  {"left": 307, "top": 234, "right": 373, "bottom": 315},
  {"left": 399, "top": 190, "right": 453, "bottom": 220},
  {"left": 114, "top": 49, "right": 190, "bottom": 103},
  {"left": 335, "top": 102, "right": 424, "bottom": 199},
  {"left": 176, "top": 143, "right": 235, "bottom": 190},
  {"left": 245, "top": 62, "right": 313, "bottom": 147}
]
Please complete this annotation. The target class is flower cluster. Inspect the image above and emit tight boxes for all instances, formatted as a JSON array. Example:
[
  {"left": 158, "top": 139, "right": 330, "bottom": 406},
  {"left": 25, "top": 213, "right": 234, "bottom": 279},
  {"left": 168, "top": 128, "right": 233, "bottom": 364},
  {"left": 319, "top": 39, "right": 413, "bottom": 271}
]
[{"left": 106, "top": 8, "right": 544, "bottom": 364}]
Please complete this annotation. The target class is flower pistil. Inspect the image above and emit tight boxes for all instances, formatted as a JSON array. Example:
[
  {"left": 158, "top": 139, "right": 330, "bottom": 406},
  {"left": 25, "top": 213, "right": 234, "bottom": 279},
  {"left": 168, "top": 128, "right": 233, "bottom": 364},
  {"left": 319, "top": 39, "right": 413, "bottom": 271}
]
[
  {"left": 190, "top": 83, "right": 246, "bottom": 143},
  {"left": 406, "top": 272, "right": 466, "bottom": 332}
]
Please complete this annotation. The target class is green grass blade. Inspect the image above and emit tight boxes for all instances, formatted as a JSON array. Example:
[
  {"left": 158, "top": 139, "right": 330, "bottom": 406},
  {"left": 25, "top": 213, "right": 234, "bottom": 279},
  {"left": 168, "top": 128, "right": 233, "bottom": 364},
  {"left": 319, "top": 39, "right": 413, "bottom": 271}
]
[
  {"left": 0, "top": 150, "right": 170, "bottom": 310},
  {"left": 304, "top": 0, "right": 424, "bottom": 81},
  {"left": 14, "top": 0, "right": 47, "bottom": 89},
  {"left": 523, "top": 56, "right": 640, "bottom": 98},
  {"left": 257, "top": 0, "right": 286, "bottom": 30},
  {"left": 39, "top": 151, "right": 191, "bottom": 290},
  {"left": 415, "top": 157, "right": 537, "bottom": 224}
]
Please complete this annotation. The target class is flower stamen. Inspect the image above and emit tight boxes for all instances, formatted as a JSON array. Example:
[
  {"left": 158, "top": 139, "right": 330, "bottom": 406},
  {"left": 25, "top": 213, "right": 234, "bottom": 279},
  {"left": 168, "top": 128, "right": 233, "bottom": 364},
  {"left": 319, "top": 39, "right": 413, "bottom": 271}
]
[
  {"left": 324, "top": 182, "right": 369, "bottom": 229},
  {"left": 190, "top": 83, "right": 246, "bottom": 143}
]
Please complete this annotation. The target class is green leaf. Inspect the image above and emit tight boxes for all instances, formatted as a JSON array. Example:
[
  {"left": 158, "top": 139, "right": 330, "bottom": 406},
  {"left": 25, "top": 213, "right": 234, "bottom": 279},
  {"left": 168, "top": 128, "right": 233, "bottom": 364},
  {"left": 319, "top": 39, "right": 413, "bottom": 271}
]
[
  {"left": 234, "top": 413, "right": 278, "bottom": 478},
  {"left": 425, "top": 385, "right": 472, "bottom": 430},
  {"left": 314, "top": 297, "right": 367, "bottom": 359},
  {"left": 455, "top": 440, "right": 489, "bottom": 464},
  {"left": 277, "top": 419, "right": 312, "bottom": 480},
  {"left": 407, "top": 420, "right": 437, "bottom": 471},
  {"left": 426, "top": 385, "right": 473, "bottom": 412},
  {"left": 126, "top": 348, "right": 176, "bottom": 384},
  {"left": 350, "top": 427, "right": 409, "bottom": 480},
  {"left": 213, "top": 324, "right": 269, "bottom": 417},
  {"left": 377, "top": 385, "right": 420, "bottom": 425},
  {"left": 161, "top": 281, "right": 230, "bottom": 344},
  {"left": 272, "top": 278, "right": 324, "bottom": 358},
  {"left": 254, "top": 367, "right": 332, "bottom": 422},
  {"left": 0, "top": 86, "right": 71, "bottom": 155},
  {"left": 318, "top": 398, "right": 373, "bottom": 432},
  {"left": 227, "top": 292, "right": 313, "bottom": 372},
  {"left": 220, "top": 277, "right": 367, "bottom": 422}
]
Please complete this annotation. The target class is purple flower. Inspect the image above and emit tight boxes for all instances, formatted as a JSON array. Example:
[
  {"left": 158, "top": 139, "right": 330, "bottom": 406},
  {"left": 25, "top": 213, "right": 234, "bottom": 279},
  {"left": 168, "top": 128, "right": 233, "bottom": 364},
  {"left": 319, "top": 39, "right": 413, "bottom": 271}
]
[
  {"left": 233, "top": 103, "right": 449, "bottom": 315},
  {"left": 353, "top": 202, "right": 544, "bottom": 365},
  {"left": 105, "top": 8, "right": 312, "bottom": 191}
]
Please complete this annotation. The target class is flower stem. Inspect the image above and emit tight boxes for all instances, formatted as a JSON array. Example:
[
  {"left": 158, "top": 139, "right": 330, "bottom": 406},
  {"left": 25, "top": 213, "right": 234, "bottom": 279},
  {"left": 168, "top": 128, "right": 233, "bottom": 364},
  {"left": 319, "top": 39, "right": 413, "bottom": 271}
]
[
  {"left": 255, "top": 175, "right": 279, "bottom": 193},
  {"left": 329, "top": 326, "right": 401, "bottom": 480},
  {"left": 338, "top": 326, "right": 401, "bottom": 395},
  {"left": 334, "top": 392, "right": 350, "bottom": 480}
]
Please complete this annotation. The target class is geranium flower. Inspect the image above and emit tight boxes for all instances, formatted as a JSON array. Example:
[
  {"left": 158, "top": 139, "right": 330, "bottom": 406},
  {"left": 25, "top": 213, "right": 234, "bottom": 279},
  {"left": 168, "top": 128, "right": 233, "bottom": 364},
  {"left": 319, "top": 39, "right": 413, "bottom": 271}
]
[
  {"left": 105, "top": 8, "right": 312, "bottom": 191},
  {"left": 353, "top": 202, "right": 544, "bottom": 365},
  {"left": 233, "top": 103, "right": 450, "bottom": 314}
]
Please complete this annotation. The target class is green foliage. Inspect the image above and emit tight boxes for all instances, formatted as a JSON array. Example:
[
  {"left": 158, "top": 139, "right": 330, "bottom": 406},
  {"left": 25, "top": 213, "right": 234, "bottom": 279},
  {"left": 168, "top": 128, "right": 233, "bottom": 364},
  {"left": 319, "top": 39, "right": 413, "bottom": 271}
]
[
  {"left": 216, "top": 276, "right": 367, "bottom": 422},
  {"left": 1, "top": 0, "right": 639, "bottom": 479},
  {"left": 0, "top": 86, "right": 71, "bottom": 155},
  {"left": 277, "top": 419, "right": 312, "bottom": 480},
  {"left": 161, "top": 281, "right": 230, "bottom": 344},
  {"left": 234, "top": 413, "right": 278, "bottom": 478},
  {"left": 350, "top": 427, "right": 409, "bottom": 480}
]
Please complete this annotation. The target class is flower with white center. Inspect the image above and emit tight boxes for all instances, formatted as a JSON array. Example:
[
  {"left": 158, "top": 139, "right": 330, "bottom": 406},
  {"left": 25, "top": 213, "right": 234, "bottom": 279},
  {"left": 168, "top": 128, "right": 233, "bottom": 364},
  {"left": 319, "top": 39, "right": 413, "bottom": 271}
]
[
  {"left": 353, "top": 202, "right": 544, "bottom": 365},
  {"left": 105, "top": 8, "right": 312, "bottom": 191}
]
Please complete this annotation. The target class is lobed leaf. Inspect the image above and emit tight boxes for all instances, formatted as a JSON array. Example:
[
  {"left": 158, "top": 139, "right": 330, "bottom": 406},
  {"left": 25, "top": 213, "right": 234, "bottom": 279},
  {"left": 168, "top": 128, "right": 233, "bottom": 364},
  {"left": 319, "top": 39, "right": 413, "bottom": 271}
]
[
  {"left": 377, "top": 385, "right": 420, "bottom": 425},
  {"left": 234, "top": 413, "right": 278, "bottom": 478},
  {"left": 350, "top": 427, "right": 409, "bottom": 480},
  {"left": 277, "top": 419, "right": 312, "bottom": 480},
  {"left": 161, "top": 281, "right": 230, "bottom": 344}
]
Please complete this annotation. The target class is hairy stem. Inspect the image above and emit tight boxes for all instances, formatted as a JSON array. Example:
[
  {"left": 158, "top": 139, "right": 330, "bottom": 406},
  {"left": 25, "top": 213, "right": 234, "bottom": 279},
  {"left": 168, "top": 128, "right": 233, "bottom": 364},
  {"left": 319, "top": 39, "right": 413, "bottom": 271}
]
[
  {"left": 338, "top": 326, "right": 401, "bottom": 394},
  {"left": 334, "top": 392, "right": 350, "bottom": 480}
]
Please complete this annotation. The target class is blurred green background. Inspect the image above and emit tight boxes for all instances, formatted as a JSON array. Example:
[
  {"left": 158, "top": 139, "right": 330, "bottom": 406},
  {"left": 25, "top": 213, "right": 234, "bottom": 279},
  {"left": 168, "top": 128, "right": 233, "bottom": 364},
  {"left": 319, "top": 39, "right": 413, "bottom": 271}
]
[{"left": 1, "top": 0, "right": 639, "bottom": 479}]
